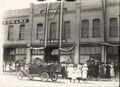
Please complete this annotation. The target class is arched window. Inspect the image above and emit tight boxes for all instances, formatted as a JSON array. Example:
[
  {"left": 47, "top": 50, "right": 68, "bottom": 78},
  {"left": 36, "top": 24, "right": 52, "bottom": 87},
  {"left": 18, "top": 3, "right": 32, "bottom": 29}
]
[
  {"left": 93, "top": 19, "right": 100, "bottom": 37},
  {"left": 50, "top": 22, "right": 56, "bottom": 39},
  {"left": 19, "top": 24, "right": 25, "bottom": 40},
  {"left": 8, "top": 25, "right": 13, "bottom": 40},
  {"left": 81, "top": 20, "right": 89, "bottom": 38},
  {"left": 62, "top": 21, "right": 71, "bottom": 39},
  {"left": 110, "top": 18, "right": 118, "bottom": 37},
  {"left": 36, "top": 23, "right": 43, "bottom": 39}
]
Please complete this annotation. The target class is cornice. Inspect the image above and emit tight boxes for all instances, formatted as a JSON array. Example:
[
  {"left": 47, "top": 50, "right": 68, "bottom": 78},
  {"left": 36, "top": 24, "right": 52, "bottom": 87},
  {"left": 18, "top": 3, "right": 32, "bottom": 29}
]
[{"left": 3, "top": 15, "right": 29, "bottom": 20}]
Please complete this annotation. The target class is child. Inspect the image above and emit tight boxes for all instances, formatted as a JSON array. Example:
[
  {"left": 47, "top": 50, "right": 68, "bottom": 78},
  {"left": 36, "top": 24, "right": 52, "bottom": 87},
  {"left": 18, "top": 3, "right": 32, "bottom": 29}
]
[
  {"left": 67, "top": 64, "right": 74, "bottom": 82},
  {"left": 76, "top": 64, "right": 82, "bottom": 83},
  {"left": 72, "top": 65, "right": 77, "bottom": 83},
  {"left": 82, "top": 63, "right": 88, "bottom": 82}
]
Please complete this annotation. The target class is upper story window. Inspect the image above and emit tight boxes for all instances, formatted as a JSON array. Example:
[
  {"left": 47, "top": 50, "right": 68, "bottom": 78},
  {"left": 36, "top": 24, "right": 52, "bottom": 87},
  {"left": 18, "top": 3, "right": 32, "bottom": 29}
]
[
  {"left": 50, "top": 22, "right": 56, "bottom": 39},
  {"left": 19, "top": 24, "right": 25, "bottom": 40},
  {"left": 62, "top": 21, "right": 71, "bottom": 39},
  {"left": 8, "top": 25, "right": 13, "bottom": 40},
  {"left": 81, "top": 20, "right": 89, "bottom": 38},
  {"left": 93, "top": 19, "right": 100, "bottom": 37},
  {"left": 110, "top": 18, "right": 118, "bottom": 37},
  {"left": 36, "top": 23, "right": 43, "bottom": 40}
]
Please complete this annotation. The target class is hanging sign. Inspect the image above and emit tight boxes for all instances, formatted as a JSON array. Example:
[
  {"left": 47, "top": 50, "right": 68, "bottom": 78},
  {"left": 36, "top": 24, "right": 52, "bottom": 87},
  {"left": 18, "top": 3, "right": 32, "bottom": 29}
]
[
  {"left": 39, "top": 39, "right": 67, "bottom": 43},
  {"left": 3, "top": 19, "right": 29, "bottom": 25}
]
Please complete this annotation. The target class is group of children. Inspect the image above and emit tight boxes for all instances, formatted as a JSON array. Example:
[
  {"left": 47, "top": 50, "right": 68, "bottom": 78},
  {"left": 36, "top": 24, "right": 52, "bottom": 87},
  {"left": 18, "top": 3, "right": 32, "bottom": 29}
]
[{"left": 63, "top": 63, "right": 88, "bottom": 83}]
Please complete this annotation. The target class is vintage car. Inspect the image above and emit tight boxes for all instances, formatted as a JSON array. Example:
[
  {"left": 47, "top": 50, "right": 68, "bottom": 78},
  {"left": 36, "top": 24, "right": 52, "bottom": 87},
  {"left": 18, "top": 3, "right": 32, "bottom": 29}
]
[{"left": 17, "top": 58, "right": 61, "bottom": 81}]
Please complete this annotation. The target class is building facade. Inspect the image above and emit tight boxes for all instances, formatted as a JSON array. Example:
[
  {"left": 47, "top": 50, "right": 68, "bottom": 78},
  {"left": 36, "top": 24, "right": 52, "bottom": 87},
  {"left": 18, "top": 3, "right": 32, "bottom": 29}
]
[{"left": 3, "top": 0, "right": 120, "bottom": 64}]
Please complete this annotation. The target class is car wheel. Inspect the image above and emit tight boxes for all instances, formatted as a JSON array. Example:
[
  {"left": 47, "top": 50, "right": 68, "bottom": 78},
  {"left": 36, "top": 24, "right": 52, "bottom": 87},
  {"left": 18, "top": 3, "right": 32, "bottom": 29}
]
[
  {"left": 51, "top": 73, "right": 58, "bottom": 81},
  {"left": 40, "top": 72, "right": 49, "bottom": 81},
  {"left": 17, "top": 71, "right": 24, "bottom": 80}
]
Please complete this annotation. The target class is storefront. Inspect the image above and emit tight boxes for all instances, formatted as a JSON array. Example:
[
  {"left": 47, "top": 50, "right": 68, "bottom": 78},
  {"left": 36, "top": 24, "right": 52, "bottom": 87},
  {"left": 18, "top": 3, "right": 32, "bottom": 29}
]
[{"left": 79, "top": 45, "right": 101, "bottom": 63}]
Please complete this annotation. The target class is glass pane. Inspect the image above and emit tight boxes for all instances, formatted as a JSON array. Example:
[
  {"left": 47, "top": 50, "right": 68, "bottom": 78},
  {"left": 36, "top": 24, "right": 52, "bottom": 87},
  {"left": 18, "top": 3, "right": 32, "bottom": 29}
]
[
  {"left": 110, "top": 18, "right": 118, "bottom": 37},
  {"left": 50, "top": 22, "right": 56, "bottom": 39},
  {"left": 93, "top": 19, "right": 100, "bottom": 37},
  {"left": 81, "top": 20, "right": 89, "bottom": 38},
  {"left": 64, "top": 21, "right": 71, "bottom": 39}
]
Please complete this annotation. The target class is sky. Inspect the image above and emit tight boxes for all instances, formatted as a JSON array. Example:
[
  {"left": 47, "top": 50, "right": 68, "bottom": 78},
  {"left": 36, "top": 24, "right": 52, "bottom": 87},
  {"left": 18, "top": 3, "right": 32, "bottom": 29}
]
[{"left": 0, "top": 0, "right": 57, "bottom": 11}]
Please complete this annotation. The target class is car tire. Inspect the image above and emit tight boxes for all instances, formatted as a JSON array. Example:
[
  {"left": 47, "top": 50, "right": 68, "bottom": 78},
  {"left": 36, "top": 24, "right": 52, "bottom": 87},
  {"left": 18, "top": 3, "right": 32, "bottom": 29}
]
[
  {"left": 50, "top": 73, "right": 58, "bottom": 81},
  {"left": 40, "top": 72, "right": 49, "bottom": 81},
  {"left": 17, "top": 71, "right": 24, "bottom": 80}
]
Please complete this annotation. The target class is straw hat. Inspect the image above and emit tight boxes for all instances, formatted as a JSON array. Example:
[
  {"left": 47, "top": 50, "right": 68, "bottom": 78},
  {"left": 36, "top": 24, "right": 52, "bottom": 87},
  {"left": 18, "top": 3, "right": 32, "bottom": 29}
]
[{"left": 83, "top": 64, "right": 87, "bottom": 67}]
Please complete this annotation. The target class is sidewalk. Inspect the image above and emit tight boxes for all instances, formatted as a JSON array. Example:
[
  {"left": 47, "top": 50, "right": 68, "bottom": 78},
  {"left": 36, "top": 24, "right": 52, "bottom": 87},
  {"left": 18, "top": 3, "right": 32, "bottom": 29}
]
[{"left": 3, "top": 71, "right": 119, "bottom": 82}]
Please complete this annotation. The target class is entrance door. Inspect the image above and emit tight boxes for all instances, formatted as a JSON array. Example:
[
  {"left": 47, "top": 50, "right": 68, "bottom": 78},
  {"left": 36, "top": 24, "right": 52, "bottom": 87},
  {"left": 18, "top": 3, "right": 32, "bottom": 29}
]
[
  {"left": 44, "top": 47, "right": 59, "bottom": 63},
  {"left": 4, "top": 48, "right": 15, "bottom": 62}
]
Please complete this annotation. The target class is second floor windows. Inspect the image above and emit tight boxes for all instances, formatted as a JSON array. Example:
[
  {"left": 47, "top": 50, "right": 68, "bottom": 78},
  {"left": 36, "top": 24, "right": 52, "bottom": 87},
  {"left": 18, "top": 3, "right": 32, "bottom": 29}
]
[
  {"left": 8, "top": 25, "right": 13, "bottom": 40},
  {"left": 110, "top": 18, "right": 118, "bottom": 37},
  {"left": 81, "top": 20, "right": 89, "bottom": 38},
  {"left": 50, "top": 22, "right": 56, "bottom": 39},
  {"left": 93, "top": 19, "right": 100, "bottom": 37},
  {"left": 19, "top": 25, "right": 25, "bottom": 40},
  {"left": 62, "top": 21, "right": 71, "bottom": 39},
  {"left": 36, "top": 23, "right": 43, "bottom": 40}
]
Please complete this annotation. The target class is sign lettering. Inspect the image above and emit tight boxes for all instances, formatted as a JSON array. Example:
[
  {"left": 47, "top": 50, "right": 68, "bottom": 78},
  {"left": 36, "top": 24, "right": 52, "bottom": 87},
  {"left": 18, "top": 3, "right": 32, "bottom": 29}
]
[{"left": 3, "top": 19, "right": 29, "bottom": 25}]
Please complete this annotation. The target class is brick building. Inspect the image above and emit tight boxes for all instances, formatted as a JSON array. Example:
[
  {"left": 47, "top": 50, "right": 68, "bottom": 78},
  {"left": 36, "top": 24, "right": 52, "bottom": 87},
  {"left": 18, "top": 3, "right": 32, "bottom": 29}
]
[{"left": 2, "top": 0, "right": 120, "bottom": 64}]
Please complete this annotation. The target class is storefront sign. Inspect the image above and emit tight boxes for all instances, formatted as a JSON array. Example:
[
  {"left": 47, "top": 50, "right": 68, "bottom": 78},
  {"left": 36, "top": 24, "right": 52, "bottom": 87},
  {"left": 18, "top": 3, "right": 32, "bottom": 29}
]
[
  {"left": 3, "top": 19, "right": 29, "bottom": 25},
  {"left": 39, "top": 39, "right": 67, "bottom": 43}
]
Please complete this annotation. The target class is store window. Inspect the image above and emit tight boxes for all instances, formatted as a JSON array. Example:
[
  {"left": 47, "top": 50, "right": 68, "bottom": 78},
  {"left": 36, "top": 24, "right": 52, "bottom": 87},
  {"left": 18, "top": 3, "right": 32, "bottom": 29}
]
[
  {"left": 81, "top": 20, "right": 89, "bottom": 38},
  {"left": 93, "top": 19, "right": 100, "bottom": 37},
  {"left": 8, "top": 25, "right": 13, "bottom": 40},
  {"left": 110, "top": 18, "right": 118, "bottom": 37},
  {"left": 16, "top": 48, "right": 27, "bottom": 55},
  {"left": 19, "top": 25, "right": 25, "bottom": 40},
  {"left": 80, "top": 47, "right": 101, "bottom": 54},
  {"left": 36, "top": 23, "right": 43, "bottom": 40},
  {"left": 50, "top": 22, "right": 56, "bottom": 39},
  {"left": 80, "top": 46, "right": 101, "bottom": 62},
  {"left": 107, "top": 46, "right": 118, "bottom": 54},
  {"left": 62, "top": 21, "right": 71, "bottom": 39}
]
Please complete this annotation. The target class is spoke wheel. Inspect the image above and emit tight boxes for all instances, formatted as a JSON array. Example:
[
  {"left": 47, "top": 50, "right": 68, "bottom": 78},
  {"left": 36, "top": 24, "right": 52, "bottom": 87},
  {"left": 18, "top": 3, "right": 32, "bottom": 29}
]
[
  {"left": 51, "top": 73, "right": 58, "bottom": 81},
  {"left": 40, "top": 72, "right": 49, "bottom": 81},
  {"left": 17, "top": 71, "right": 24, "bottom": 80}
]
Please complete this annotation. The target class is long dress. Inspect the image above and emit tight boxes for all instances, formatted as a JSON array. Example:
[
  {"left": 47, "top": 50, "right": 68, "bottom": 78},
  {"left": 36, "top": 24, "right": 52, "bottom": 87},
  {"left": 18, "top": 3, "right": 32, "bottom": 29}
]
[
  {"left": 76, "top": 68, "right": 82, "bottom": 79},
  {"left": 105, "top": 64, "right": 111, "bottom": 78},
  {"left": 110, "top": 65, "right": 115, "bottom": 77},
  {"left": 67, "top": 67, "right": 74, "bottom": 79},
  {"left": 82, "top": 66, "right": 88, "bottom": 79}
]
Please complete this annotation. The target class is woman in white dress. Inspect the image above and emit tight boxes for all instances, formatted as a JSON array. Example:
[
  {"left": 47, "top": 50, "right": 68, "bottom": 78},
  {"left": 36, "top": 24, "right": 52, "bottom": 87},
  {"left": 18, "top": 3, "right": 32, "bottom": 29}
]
[
  {"left": 110, "top": 64, "right": 115, "bottom": 78},
  {"left": 76, "top": 64, "right": 82, "bottom": 82},
  {"left": 67, "top": 64, "right": 74, "bottom": 82},
  {"left": 82, "top": 63, "right": 88, "bottom": 82}
]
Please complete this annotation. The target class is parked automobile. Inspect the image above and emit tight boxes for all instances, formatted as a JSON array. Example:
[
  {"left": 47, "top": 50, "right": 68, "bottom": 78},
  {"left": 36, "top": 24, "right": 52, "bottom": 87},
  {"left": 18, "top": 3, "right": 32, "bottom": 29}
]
[{"left": 16, "top": 58, "right": 60, "bottom": 82}]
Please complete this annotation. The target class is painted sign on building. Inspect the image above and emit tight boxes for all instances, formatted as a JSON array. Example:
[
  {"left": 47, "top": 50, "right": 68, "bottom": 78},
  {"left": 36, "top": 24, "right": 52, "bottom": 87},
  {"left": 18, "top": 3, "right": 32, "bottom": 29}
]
[{"left": 3, "top": 19, "right": 29, "bottom": 25}]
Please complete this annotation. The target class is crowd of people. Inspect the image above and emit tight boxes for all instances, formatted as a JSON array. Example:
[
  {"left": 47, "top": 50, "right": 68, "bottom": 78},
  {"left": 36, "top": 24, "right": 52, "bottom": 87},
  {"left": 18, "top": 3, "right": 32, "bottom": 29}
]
[
  {"left": 3, "top": 58, "right": 26, "bottom": 72},
  {"left": 61, "top": 60, "right": 119, "bottom": 82},
  {"left": 3, "top": 58, "right": 119, "bottom": 82}
]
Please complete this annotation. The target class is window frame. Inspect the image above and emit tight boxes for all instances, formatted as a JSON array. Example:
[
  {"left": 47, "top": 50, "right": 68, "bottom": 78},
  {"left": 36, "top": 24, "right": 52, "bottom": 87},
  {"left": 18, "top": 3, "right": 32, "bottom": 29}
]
[
  {"left": 109, "top": 18, "right": 118, "bottom": 37},
  {"left": 81, "top": 20, "right": 89, "bottom": 38},
  {"left": 19, "top": 24, "right": 25, "bottom": 40},
  {"left": 36, "top": 23, "right": 43, "bottom": 40},
  {"left": 8, "top": 25, "right": 14, "bottom": 40},
  {"left": 49, "top": 22, "right": 56, "bottom": 39},
  {"left": 92, "top": 19, "right": 100, "bottom": 38}
]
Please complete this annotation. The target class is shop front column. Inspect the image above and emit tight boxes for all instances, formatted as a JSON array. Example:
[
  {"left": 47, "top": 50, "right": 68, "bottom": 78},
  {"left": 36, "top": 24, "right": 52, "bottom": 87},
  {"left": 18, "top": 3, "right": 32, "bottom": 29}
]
[
  {"left": 101, "top": 45, "right": 107, "bottom": 63},
  {"left": 74, "top": 44, "right": 79, "bottom": 64},
  {"left": 74, "top": 2, "right": 81, "bottom": 64},
  {"left": 26, "top": 48, "right": 31, "bottom": 64}
]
